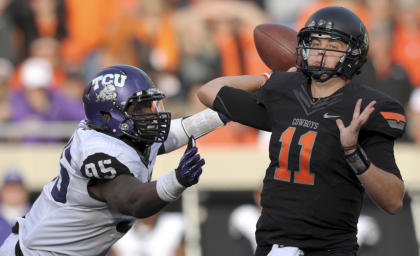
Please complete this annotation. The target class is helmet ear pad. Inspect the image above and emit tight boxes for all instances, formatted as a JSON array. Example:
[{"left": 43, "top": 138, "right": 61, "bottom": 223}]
[{"left": 338, "top": 51, "right": 366, "bottom": 79}]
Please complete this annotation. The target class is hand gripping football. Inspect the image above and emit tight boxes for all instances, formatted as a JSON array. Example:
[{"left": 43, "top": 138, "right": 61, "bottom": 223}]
[{"left": 253, "top": 24, "right": 298, "bottom": 71}]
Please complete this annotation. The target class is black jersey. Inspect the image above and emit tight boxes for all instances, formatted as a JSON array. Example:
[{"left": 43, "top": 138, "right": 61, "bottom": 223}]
[{"left": 213, "top": 71, "right": 406, "bottom": 250}]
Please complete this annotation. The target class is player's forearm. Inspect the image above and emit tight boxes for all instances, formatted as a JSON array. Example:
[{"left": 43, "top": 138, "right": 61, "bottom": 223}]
[
  {"left": 97, "top": 176, "right": 169, "bottom": 218},
  {"left": 358, "top": 164, "right": 405, "bottom": 214},
  {"left": 197, "top": 75, "right": 266, "bottom": 108},
  {"left": 124, "top": 181, "right": 169, "bottom": 218}
]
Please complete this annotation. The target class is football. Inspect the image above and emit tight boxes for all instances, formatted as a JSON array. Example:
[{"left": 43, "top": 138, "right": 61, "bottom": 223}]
[{"left": 253, "top": 24, "right": 298, "bottom": 71}]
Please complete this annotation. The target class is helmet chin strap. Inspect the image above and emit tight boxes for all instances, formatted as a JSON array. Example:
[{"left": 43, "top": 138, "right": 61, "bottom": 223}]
[{"left": 310, "top": 70, "right": 335, "bottom": 82}]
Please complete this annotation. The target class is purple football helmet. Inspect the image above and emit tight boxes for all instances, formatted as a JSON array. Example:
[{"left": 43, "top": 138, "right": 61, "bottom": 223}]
[{"left": 83, "top": 65, "right": 171, "bottom": 144}]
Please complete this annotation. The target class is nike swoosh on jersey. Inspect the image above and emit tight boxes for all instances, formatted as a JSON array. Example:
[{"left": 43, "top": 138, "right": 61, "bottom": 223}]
[{"left": 323, "top": 113, "right": 340, "bottom": 118}]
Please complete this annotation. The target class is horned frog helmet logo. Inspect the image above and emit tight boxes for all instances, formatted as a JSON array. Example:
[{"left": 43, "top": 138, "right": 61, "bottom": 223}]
[{"left": 96, "top": 84, "right": 117, "bottom": 102}]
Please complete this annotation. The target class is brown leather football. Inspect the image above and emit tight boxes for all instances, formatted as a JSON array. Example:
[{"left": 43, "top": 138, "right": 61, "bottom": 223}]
[{"left": 253, "top": 24, "right": 298, "bottom": 71}]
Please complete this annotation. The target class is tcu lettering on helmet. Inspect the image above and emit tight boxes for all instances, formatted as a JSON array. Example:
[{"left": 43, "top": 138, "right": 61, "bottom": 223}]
[
  {"left": 91, "top": 74, "right": 127, "bottom": 90},
  {"left": 83, "top": 65, "right": 171, "bottom": 145},
  {"left": 296, "top": 6, "right": 369, "bottom": 82}
]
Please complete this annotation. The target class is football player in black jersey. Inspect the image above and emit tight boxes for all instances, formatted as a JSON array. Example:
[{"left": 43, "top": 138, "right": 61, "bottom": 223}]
[{"left": 197, "top": 6, "right": 406, "bottom": 256}]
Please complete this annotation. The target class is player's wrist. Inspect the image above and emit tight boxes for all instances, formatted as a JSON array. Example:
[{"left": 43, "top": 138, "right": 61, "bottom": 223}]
[
  {"left": 343, "top": 144, "right": 357, "bottom": 155},
  {"left": 156, "top": 171, "right": 186, "bottom": 202},
  {"left": 344, "top": 145, "right": 371, "bottom": 175}
]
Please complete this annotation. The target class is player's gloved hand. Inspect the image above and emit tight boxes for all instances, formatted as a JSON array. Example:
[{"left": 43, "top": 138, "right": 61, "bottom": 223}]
[{"left": 175, "top": 136, "right": 205, "bottom": 187}]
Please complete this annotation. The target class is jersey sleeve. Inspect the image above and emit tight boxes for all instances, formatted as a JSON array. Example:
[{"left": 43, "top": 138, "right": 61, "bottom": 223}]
[
  {"left": 80, "top": 152, "right": 133, "bottom": 180},
  {"left": 360, "top": 97, "right": 405, "bottom": 179},
  {"left": 254, "top": 72, "right": 276, "bottom": 106},
  {"left": 359, "top": 131, "right": 402, "bottom": 179},
  {"left": 364, "top": 98, "right": 407, "bottom": 139},
  {"left": 76, "top": 131, "right": 143, "bottom": 181},
  {"left": 213, "top": 86, "right": 271, "bottom": 131}
]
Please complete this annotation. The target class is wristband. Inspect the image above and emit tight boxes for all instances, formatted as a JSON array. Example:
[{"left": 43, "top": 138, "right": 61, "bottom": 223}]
[
  {"left": 343, "top": 144, "right": 357, "bottom": 151},
  {"left": 344, "top": 145, "right": 371, "bottom": 175},
  {"left": 156, "top": 171, "right": 186, "bottom": 202}
]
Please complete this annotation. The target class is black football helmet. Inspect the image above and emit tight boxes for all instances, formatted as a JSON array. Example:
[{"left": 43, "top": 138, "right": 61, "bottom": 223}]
[{"left": 296, "top": 6, "right": 369, "bottom": 82}]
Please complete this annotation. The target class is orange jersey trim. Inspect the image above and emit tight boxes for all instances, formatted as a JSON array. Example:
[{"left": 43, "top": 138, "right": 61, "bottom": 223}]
[{"left": 380, "top": 112, "right": 406, "bottom": 123}]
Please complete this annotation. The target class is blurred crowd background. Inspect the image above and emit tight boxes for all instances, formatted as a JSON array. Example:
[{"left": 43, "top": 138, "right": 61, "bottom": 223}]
[
  {"left": 1, "top": 0, "right": 420, "bottom": 145},
  {"left": 1, "top": 0, "right": 420, "bottom": 255}
]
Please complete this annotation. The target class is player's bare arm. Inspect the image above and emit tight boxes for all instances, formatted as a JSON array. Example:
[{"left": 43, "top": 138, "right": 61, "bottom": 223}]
[
  {"left": 336, "top": 99, "right": 405, "bottom": 214},
  {"left": 89, "top": 137, "right": 204, "bottom": 218},
  {"left": 197, "top": 75, "right": 266, "bottom": 108},
  {"left": 197, "top": 67, "right": 297, "bottom": 109},
  {"left": 89, "top": 175, "right": 167, "bottom": 218},
  {"left": 357, "top": 161, "right": 404, "bottom": 214}
]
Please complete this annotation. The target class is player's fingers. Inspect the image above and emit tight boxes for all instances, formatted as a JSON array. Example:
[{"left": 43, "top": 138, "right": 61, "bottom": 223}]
[
  {"left": 352, "top": 99, "right": 362, "bottom": 120},
  {"left": 192, "top": 168, "right": 203, "bottom": 182},
  {"left": 359, "top": 101, "right": 376, "bottom": 124},
  {"left": 361, "top": 100, "right": 376, "bottom": 115},
  {"left": 185, "top": 154, "right": 201, "bottom": 167},
  {"left": 192, "top": 159, "right": 205, "bottom": 170},
  {"left": 181, "top": 147, "right": 198, "bottom": 162},
  {"left": 336, "top": 118, "right": 345, "bottom": 131},
  {"left": 287, "top": 67, "right": 297, "bottom": 72}
]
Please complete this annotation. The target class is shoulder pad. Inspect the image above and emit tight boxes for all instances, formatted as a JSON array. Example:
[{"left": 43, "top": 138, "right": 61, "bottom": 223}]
[
  {"left": 267, "top": 71, "right": 306, "bottom": 88},
  {"left": 257, "top": 72, "right": 306, "bottom": 101},
  {"left": 81, "top": 153, "right": 132, "bottom": 180},
  {"left": 364, "top": 99, "right": 406, "bottom": 139}
]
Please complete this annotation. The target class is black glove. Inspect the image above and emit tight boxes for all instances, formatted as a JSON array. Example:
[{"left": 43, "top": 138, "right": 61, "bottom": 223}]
[{"left": 175, "top": 137, "right": 205, "bottom": 187}]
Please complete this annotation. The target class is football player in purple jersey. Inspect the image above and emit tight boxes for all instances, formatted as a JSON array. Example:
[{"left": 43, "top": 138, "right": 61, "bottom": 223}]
[{"left": 0, "top": 64, "right": 229, "bottom": 256}]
